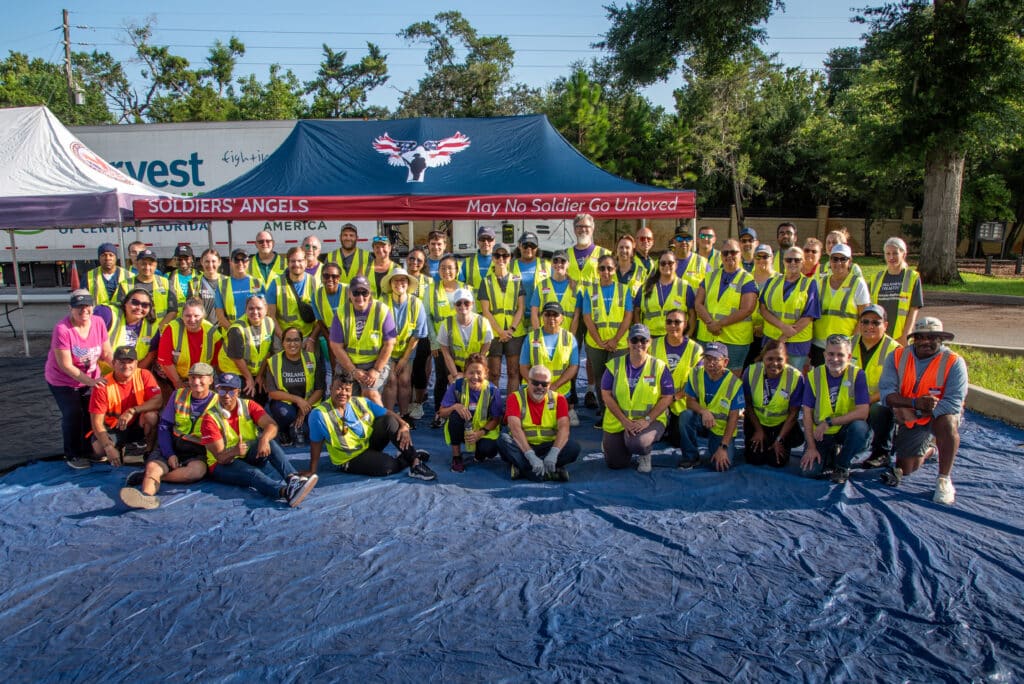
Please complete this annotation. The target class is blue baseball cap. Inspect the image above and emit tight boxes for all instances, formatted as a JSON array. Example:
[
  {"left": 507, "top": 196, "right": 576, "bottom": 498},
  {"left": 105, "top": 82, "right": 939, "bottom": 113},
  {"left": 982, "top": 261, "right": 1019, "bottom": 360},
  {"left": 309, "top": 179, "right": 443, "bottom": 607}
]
[
  {"left": 215, "top": 373, "right": 242, "bottom": 389},
  {"left": 739, "top": 227, "right": 758, "bottom": 240},
  {"left": 703, "top": 342, "right": 729, "bottom": 359}
]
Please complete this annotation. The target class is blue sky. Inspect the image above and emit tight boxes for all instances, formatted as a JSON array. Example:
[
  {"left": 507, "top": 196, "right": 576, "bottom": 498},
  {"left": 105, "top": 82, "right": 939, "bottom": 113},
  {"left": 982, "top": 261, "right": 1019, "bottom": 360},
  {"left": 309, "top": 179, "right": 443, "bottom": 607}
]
[{"left": 3, "top": 0, "right": 867, "bottom": 113}]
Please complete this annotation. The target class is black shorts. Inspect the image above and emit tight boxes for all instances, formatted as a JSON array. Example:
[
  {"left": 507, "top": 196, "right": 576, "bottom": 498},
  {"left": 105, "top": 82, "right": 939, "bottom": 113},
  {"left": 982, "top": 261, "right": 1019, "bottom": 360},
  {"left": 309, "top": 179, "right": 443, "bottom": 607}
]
[
  {"left": 145, "top": 436, "right": 207, "bottom": 466},
  {"left": 93, "top": 423, "right": 145, "bottom": 446}
]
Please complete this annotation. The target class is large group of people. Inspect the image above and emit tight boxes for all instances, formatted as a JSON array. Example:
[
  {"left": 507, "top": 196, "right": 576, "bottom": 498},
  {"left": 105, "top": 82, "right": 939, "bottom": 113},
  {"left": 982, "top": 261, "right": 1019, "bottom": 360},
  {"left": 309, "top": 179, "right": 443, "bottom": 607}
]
[{"left": 50, "top": 217, "right": 967, "bottom": 508}]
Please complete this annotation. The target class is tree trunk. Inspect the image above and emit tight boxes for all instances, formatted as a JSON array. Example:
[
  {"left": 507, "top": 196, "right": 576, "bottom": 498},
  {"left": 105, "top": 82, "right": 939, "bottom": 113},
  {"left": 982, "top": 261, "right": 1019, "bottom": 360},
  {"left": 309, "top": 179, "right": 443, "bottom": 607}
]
[
  {"left": 729, "top": 156, "right": 746, "bottom": 228},
  {"left": 863, "top": 212, "right": 874, "bottom": 257},
  {"left": 919, "top": 145, "right": 965, "bottom": 284}
]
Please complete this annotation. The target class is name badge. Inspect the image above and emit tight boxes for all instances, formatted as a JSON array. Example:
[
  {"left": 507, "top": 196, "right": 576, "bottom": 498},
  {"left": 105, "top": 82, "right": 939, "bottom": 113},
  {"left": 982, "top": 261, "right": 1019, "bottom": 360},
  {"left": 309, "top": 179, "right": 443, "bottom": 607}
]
[{"left": 719, "top": 399, "right": 730, "bottom": 408}]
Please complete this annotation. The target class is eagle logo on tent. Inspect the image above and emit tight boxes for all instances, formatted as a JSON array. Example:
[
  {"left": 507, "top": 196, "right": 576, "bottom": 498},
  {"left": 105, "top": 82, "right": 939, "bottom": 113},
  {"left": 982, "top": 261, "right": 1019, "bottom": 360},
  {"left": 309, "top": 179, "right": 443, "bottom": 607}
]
[{"left": 372, "top": 132, "right": 470, "bottom": 183}]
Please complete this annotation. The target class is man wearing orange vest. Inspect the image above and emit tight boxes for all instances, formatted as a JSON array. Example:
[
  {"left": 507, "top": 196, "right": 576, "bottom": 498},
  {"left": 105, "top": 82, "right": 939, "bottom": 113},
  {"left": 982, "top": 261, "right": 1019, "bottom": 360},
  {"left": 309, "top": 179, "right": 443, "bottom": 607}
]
[
  {"left": 88, "top": 345, "right": 163, "bottom": 465},
  {"left": 878, "top": 317, "right": 968, "bottom": 505}
]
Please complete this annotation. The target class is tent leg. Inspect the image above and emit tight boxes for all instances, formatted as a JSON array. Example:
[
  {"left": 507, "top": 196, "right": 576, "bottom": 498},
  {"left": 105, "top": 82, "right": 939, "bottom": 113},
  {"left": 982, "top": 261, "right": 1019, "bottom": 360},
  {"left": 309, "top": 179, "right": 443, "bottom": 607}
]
[
  {"left": 8, "top": 230, "right": 30, "bottom": 357},
  {"left": 226, "top": 220, "right": 233, "bottom": 255},
  {"left": 207, "top": 220, "right": 215, "bottom": 253}
]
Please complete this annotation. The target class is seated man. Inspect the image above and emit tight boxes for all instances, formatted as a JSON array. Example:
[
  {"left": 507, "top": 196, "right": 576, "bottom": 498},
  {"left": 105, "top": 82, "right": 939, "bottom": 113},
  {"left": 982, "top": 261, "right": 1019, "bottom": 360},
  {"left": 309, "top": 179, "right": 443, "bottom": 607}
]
[
  {"left": 800, "top": 334, "right": 870, "bottom": 484},
  {"left": 307, "top": 372, "right": 436, "bottom": 480},
  {"left": 678, "top": 341, "right": 744, "bottom": 471},
  {"left": 437, "top": 353, "right": 503, "bottom": 473},
  {"left": 498, "top": 364, "right": 581, "bottom": 482},
  {"left": 89, "top": 345, "right": 163, "bottom": 466},
  {"left": 120, "top": 362, "right": 219, "bottom": 510},
  {"left": 203, "top": 373, "right": 317, "bottom": 507},
  {"left": 878, "top": 316, "right": 968, "bottom": 504}
]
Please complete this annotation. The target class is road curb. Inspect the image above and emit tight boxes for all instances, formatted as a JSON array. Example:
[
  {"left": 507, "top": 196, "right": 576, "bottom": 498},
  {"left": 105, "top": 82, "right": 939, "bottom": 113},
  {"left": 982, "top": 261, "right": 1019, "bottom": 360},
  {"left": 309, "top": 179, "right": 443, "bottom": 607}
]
[
  {"left": 954, "top": 343, "right": 1024, "bottom": 357},
  {"left": 927, "top": 290, "right": 1024, "bottom": 306},
  {"left": 967, "top": 384, "right": 1024, "bottom": 428}
]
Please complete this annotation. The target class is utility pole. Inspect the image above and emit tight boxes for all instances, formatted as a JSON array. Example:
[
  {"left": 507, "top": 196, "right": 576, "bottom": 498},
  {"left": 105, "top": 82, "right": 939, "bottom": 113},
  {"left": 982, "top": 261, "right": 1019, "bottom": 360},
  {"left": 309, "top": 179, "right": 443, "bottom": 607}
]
[{"left": 63, "top": 9, "right": 75, "bottom": 107}]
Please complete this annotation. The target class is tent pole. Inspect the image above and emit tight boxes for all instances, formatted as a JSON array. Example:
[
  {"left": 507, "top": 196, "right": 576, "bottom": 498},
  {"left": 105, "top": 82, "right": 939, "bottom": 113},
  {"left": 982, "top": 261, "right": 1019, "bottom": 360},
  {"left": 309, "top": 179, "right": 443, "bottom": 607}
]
[
  {"left": 8, "top": 230, "right": 30, "bottom": 357},
  {"left": 226, "top": 220, "right": 234, "bottom": 254},
  {"left": 207, "top": 220, "right": 215, "bottom": 253}
]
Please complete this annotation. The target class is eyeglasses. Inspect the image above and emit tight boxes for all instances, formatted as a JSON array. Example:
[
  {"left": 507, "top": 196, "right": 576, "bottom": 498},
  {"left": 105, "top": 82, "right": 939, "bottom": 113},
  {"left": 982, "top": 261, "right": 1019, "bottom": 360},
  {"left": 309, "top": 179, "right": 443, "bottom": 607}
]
[
  {"left": 127, "top": 298, "right": 151, "bottom": 309},
  {"left": 721, "top": 250, "right": 740, "bottom": 256},
  {"left": 860, "top": 319, "right": 883, "bottom": 326},
  {"left": 659, "top": 260, "right": 675, "bottom": 267},
  {"left": 255, "top": 239, "right": 273, "bottom": 245},
  {"left": 574, "top": 224, "right": 593, "bottom": 230},
  {"left": 698, "top": 233, "right": 714, "bottom": 239},
  {"left": 455, "top": 301, "right": 472, "bottom": 307},
  {"left": 322, "top": 273, "right": 340, "bottom": 280},
  {"left": 665, "top": 319, "right": 684, "bottom": 325},
  {"left": 351, "top": 290, "right": 370, "bottom": 297},
  {"left": 784, "top": 257, "right": 803, "bottom": 264},
  {"left": 629, "top": 337, "right": 649, "bottom": 345},
  {"left": 529, "top": 379, "right": 550, "bottom": 387},
  {"left": 233, "top": 256, "right": 250, "bottom": 263},
  {"left": 755, "top": 254, "right": 770, "bottom": 260},
  {"left": 830, "top": 256, "right": 850, "bottom": 263},
  {"left": 598, "top": 266, "right": 615, "bottom": 272},
  {"left": 283, "top": 337, "right": 303, "bottom": 343}
]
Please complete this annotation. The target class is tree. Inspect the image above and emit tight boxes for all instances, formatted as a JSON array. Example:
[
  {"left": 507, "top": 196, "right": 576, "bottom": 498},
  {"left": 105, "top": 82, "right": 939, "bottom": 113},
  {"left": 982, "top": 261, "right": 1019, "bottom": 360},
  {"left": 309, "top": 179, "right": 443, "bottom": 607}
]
[
  {"left": 304, "top": 44, "right": 389, "bottom": 119},
  {"left": 236, "top": 64, "right": 306, "bottom": 121},
  {"left": 397, "top": 11, "right": 537, "bottom": 117},
  {"left": 0, "top": 51, "right": 112, "bottom": 124},
  {"left": 858, "top": 0, "right": 1024, "bottom": 283},
  {"left": 546, "top": 69, "right": 611, "bottom": 162}
]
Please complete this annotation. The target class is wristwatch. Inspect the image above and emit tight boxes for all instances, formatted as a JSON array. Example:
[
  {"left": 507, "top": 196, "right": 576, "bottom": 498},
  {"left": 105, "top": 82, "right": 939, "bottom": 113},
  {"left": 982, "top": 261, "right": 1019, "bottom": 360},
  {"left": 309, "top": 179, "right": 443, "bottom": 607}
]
[{"left": 825, "top": 417, "right": 833, "bottom": 427}]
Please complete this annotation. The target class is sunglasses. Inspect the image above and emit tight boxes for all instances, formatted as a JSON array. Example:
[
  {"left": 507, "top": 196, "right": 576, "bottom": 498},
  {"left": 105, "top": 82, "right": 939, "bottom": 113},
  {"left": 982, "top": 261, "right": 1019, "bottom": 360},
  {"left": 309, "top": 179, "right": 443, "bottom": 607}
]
[
  {"left": 665, "top": 319, "right": 684, "bottom": 325},
  {"left": 456, "top": 301, "right": 472, "bottom": 307},
  {"left": 521, "top": 243, "right": 538, "bottom": 249},
  {"left": 478, "top": 237, "right": 495, "bottom": 242},
  {"left": 672, "top": 236, "right": 693, "bottom": 243},
  {"left": 351, "top": 290, "right": 370, "bottom": 297},
  {"left": 493, "top": 254, "right": 510, "bottom": 260},
  {"left": 721, "top": 250, "right": 740, "bottom": 256},
  {"left": 529, "top": 379, "right": 550, "bottom": 387},
  {"left": 636, "top": 235, "right": 654, "bottom": 241},
  {"left": 552, "top": 258, "right": 568, "bottom": 264},
  {"left": 826, "top": 334, "right": 850, "bottom": 345},
  {"left": 233, "top": 256, "right": 250, "bottom": 263},
  {"left": 698, "top": 233, "right": 715, "bottom": 239},
  {"left": 830, "top": 256, "right": 850, "bottom": 263},
  {"left": 755, "top": 254, "right": 770, "bottom": 260},
  {"left": 860, "top": 319, "right": 883, "bottom": 326},
  {"left": 785, "top": 257, "right": 803, "bottom": 264},
  {"left": 659, "top": 260, "right": 675, "bottom": 267},
  {"left": 127, "top": 298, "right": 151, "bottom": 309},
  {"left": 322, "top": 273, "right": 340, "bottom": 280},
  {"left": 598, "top": 266, "right": 615, "bottom": 272},
  {"left": 629, "top": 337, "right": 649, "bottom": 345}
]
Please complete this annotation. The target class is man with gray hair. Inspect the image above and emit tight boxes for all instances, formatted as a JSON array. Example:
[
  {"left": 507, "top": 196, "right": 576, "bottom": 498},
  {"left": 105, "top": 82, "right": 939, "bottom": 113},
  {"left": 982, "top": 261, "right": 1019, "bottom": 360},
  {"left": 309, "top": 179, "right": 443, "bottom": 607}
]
[{"left": 499, "top": 364, "right": 581, "bottom": 482}]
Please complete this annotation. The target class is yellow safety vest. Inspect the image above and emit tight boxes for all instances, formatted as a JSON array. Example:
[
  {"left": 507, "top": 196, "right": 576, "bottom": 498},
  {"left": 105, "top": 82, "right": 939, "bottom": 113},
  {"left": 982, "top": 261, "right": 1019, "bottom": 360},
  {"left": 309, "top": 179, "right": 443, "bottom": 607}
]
[
  {"left": 602, "top": 355, "right": 670, "bottom": 434},
  {"left": 677, "top": 253, "right": 709, "bottom": 291},
  {"left": 164, "top": 318, "right": 219, "bottom": 378},
  {"left": 427, "top": 281, "right": 458, "bottom": 340},
  {"left": 267, "top": 349, "right": 318, "bottom": 399},
  {"left": 698, "top": 268, "right": 755, "bottom": 345},
  {"left": 337, "top": 300, "right": 390, "bottom": 365},
  {"left": 525, "top": 329, "right": 576, "bottom": 397},
  {"left": 273, "top": 274, "right": 315, "bottom": 337},
  {"left": 510, "top": 258, "right": 550, "bottom": 288},
  {"left": 205, "top": 399, "right": 260, "bottom": 466},
  {"left": 325, "top": 248, "right": 371, "bottom": 286},
  {"left": 760, "top": 274, "right": 814, "bottom": 343},
  {"left": 447, "top": 315, "right": 490, "bottom": 368},
  {"left": 585, "top": 281, "right": 630, "bottom": 350},
  {"left": 248, "top": 253, "right": 287, "bottom": 288},
  {"left": 87, "top": 266, "right": 130, "bottom": 305},
  {"left": 851, "top": 334, "right": 900, "bottom": 396},
  {"left": 689, "top": 367, "right": 743, "bottom": 437},
  {"left": 445, "top": 380, "right": 501, "bottom": 445},
  {"left": 813, "top": 272, "right": 864, "bottom": 344},
  {"left": 117, "top": 276, "right": 172, "bottom": 320},
  {"left": 409, "top": 273, "right": 430, "bottom": 301},
  {"left": 567, "top": 245, "right": 610, "bottom": 287},
  {"left": 809, "top": 364, "right": 861, "bottom": 435},
  {"left": 390, "top": 295, "right": 426, "bottom": 359},
  {"left": 637, "top": 277, "right": 690, "bottom": 338},
  {"left": 317, "top": 397, "right": 377, "bottom": 464},
  {"left": 513, "top": 388, "right": 560, "bottom": 446},
  {"left": 172, "top": 387, "right": 219, "bottom": 443},
  {"left": 533, "top": 278, "right": 578, "bottom": 332},
  {"left": 634, "top": 254, "right": 656, "bottom": 283},
  {"left": 105, "top": 309, "right": 159, "bottom": 370},
  {"left": 169, "top": 270, "right": 201, "bottom": 303},
  {"left": 216, "top": 317, "right": 276, "bottom": 375},
  {"left": 650, "top": 336, "right": 703, "bottom": 414},
  {"left": 461, "top": 253, "right": 492, "bottom": 292},
  {"left": 482, "top": 273, "right": 525, "bottom": 336},
  {"left": 217, "top": 275, "right": 262, "bottom": 322},
  {"left": 869, "top": 267, "right": 921, "bottom": 340},
  {"left": 744, "top": 362, "right": 801, "bottom": 428},
  {"left": 313, "top": 284, "right": 347, "bottom": 332}
]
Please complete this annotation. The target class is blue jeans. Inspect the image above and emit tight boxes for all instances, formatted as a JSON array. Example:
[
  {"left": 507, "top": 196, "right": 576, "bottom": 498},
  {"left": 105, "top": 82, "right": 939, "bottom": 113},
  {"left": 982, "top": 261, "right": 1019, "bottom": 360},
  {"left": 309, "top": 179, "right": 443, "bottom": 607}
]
[
  {"left": 266, "top": 399, "right": 310, "bottom": 439},
  {"left": 49, "top": 383, "right": 92, "bottom": 461},
  {"left": 678, "top": 410, "right": 736, "bottom": 465},
  {"left": 497, "top": 433, "right": 581, "bottom": 481},
  {"left": 814, "top": 420, "right": 870, "bottom": 471},
  {"left": 209, "top": 439, "right": 297, "bottom": 499}
]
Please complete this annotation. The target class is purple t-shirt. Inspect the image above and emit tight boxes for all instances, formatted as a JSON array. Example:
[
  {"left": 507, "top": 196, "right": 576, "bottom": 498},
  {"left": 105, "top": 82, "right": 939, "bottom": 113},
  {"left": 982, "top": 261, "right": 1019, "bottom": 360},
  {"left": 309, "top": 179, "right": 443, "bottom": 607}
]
[
  {"left": 329, "top": 304, "right": 398, "bottom": 344},
  {"left": 601, "top": 357, "right": 674, "bottom": 395},
  {"left": 801, "top": 368, "right": 870, "bottom": 410},
  {"left": 44, "top": 315, "right": 108, "bottom": 387},
  {"left": 573, "top": 244, "right": 597, "bottom": 270},
  {"left": 157, "top": 391, "right": 216, "bottom": 456}
]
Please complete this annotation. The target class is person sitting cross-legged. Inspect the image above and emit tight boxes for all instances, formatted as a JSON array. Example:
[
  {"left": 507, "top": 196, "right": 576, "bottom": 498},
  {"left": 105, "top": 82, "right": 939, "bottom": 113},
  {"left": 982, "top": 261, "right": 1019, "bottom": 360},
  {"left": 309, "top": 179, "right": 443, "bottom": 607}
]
[
  {"left": 88, "top": 345, "right": 163, "bottom": 466},
  {"left": 437, "top": 353, "right": 504, "bottom": 473},
  {"left": 202, "top": 373, "right": 317, "bottom": 507},
  {"left": 498, "top": 364, "right": 581, "bottom": 482},
  {"left": 306, "top": 372, "right": 437, "bottom": 480}
]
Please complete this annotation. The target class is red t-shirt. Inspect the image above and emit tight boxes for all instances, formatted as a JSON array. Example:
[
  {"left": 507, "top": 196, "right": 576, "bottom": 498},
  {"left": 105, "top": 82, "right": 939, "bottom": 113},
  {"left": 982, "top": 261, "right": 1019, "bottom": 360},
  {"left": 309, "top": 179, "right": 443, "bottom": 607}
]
[
  {"left": 88, "top": 368, "right": 161, "bottom": 419},
  {"left": 505, "top": 391, "right": 568, "bottom": 425},
  {"left": 201, "top": 399, "right": 267, "bottom": 445},
  {"left": 157, "top": 326, "right": 206, "bottom": 369}
]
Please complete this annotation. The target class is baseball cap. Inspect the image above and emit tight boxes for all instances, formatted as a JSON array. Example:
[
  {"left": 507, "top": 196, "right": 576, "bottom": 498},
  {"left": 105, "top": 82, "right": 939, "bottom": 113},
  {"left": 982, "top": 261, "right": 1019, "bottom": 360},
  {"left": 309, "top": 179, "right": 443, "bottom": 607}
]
[
  {"left": 477, "top": 226, "right": 496, "bottom": 240},
  {"left": 173, "top": 245, "right": 194, "bottom": 258},
  {"left": 453, "top": 288, "right": 474, "bottom": 304},
  {"left": 703, "top": 341, "right": 729, "bottom": 359},
  {"left": 349, "top": 276, "right": 371, "bottom": 294},
  {"left": 541, "top": 301, "right": 563, "bottom": 316},
  {"left": 135, "top": 248, "right": 158, "bottom": 262},
  {"left": 519, "top": 232, "right": 539, "bottom": 247},
  {"left": 69, "top": 290, "right": 94, "bottom": 308},
  {"left": 830, "top": 244, "right": 852, "bottom": 259},
  {"left": 97, "top": 242, "right": 118, "bottom": 257},
  {"left": 911, "top": 316, "right": 955, "bottom": 340},
  {"left": 674, "top": 225, "right": 693, "bottom": 238},
  {"left": 754, "top": 244, "right": 773, "bottom": 257},
  {"left": 372, "top": 235, "right": 389, "bottom": 244},
  {"left": 740, "top": 227, "right": 758, "bottom": 240},
  {"left": 860, "top": 304, "right": 886, "bottom": 320},
  {"left": 188, "top": 362, "right": 215, "bottom": 377},
  {"left": 340, "top": 223, "right": 358, "bottom": 234},
  {"left": 231, "top": 247, "right": 249, "bottom": 259},
  {"left": 492, "top": 244, "right": 511, "bottom": 257},
  {"left": 215, "top": 372, "right": 242, "bottom": 390},
  {"left": 628, "top": 323, "right": 651, "bottom": 341},
  {"left": 113, "top": 345, "right": 138, "bottom": 361},
  {"left": 551, "top": 250, "right": 569, "bottom": 262}
]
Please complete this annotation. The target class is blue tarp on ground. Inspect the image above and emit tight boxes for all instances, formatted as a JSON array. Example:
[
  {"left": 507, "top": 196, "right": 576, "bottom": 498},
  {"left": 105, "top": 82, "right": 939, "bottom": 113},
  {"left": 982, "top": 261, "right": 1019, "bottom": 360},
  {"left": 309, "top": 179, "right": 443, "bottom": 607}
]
[{"left": 1, "top": 410, "right": 1022, "bottom": 681}]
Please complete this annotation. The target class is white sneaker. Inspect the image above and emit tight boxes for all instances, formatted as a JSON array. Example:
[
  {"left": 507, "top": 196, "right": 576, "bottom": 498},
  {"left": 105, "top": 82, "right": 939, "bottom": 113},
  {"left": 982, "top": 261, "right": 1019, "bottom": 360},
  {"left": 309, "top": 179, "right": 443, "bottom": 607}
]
[
  {"left": 933, "top": 476, "right": 956, "bottom": 505},
  {"left": 409, "top": 402, "right": 425, "bottom": 420},
  {"left": 637, "top": 454, "right": 652, "bottom": 473},
  {"left": 568, "top": 408, "right": 580, "bottom": 427}
]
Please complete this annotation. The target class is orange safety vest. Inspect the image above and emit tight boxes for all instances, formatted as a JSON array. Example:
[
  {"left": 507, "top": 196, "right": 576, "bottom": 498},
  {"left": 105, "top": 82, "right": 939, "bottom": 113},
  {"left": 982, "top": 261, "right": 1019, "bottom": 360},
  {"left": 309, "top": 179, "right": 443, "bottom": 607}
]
[
  {"left": 893, "top": 347, "right": 959, "bottom": 428},
  {"left": 95, "top": 370, "right": 148, "bottom": 431}
]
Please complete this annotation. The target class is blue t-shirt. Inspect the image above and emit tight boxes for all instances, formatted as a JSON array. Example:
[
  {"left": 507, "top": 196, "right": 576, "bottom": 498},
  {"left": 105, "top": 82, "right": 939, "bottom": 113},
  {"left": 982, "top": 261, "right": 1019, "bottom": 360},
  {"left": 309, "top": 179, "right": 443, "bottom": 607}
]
[
  {"left": 312, "top": 287, "right": 343, "bottom": 322},
  {"left": 427, "top": 258, "right": 442, "bottom": 280},
  {"left": 579, "top": 283, "right": 635, "bottom": 315},
  {"left": 529, "top": 277, "right": 570, "bottom": 311},
  {"left": 308, "top": 399, "right": 387, "bottom": 442},
  {"left": 515, "top": 259, "right": 539, "bottom": 303},
  {"left": 684, "top": 371, "right": 746, "bottom": 411},
  {"left": 519, "top": 331, "right": 580, "bottom": 367},
  {"left": 391, "top": 297, "right": 430, "bottom": 340},
  {"left": 264, "top": 275, "right": 310, "bottom": 307},
  {"left": 215, "top": 276, "right": 265, "bottom": 317},
  {"left": 459, "top": 253, "right": 493, "bottom": 284}
]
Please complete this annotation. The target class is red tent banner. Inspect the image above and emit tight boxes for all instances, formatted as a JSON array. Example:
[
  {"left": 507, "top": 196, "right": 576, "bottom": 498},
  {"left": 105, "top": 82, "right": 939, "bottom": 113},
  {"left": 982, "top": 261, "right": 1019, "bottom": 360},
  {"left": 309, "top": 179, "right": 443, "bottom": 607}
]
[{"left": 133, "top": 191, "right": 697, "bottom": 221}]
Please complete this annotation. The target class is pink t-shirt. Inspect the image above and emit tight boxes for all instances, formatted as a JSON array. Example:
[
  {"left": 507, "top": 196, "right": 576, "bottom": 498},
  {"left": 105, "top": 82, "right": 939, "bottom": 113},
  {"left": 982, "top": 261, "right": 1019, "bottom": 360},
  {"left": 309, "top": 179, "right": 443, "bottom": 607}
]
[{"left": 44, "top": 315, "right": 108, "bottom": 387}]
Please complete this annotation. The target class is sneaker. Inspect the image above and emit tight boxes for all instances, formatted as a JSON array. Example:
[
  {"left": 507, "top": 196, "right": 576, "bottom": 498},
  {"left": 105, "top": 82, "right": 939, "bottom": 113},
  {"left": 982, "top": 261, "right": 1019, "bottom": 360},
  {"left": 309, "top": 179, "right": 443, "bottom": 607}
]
[
  {"left": 881, "top": 466, "right": 903, "bottom": 487},
  {"left": 123, "top": 440, "right": 148, "bottom": 457},
  {"left": 509, "top": 463, "right": 522, "bottom": 480},
  {"left": 818, "top": 464, "right": 836, "bottom": 481},
  {"left": 277, "top": 431, "right": 294, "bottom": 448},
  {"left": 285, "top": 473, "right": 318, "bottom": 507},
  {"left": 408, "top": 462, "right": 437, "bottom": 481},
  {"left": 430, "top": 415, "right": 445, "bottom": 429},
  {"left": 677, "top": 455, "right": 700, "bottom": 470},
  {"left": 858, "top": 453, "right": 888, "bottom": 469},
  {"left": 584, "top": 389, "right": 598, "bottom": 409},
  {"left": 66, "top": 456, "right": 92, "bottom": 470},
  {"left": 553, "top": 467, "right": 569, "bottom": 483},
  {"left": 120, "top": 487, "right": 159, "bottom": 510},
  {"left": 409, "top": 402, "right": 425, "bottom": 420},
  {"left": 415, "top": 449, "right": 431, "bottom": 463},
  {"left": 637, "top": 454, "right": 652, "bottom": 473},
  {"left": 933, "top": 476, "right": 956, "bottom": 505},
  {"left": 831, "top": 468, "right": 850, "bottom": 485},
  {"left": 88, "top": 452, "right": 109, "bottom": 465},
  {"left": 402, "top": 414, "right": 417, "bottom": 430},
  {"left": 125, "top": 470, "right": 145, "bottom": 488},
  {"left": 450, "top": 456, "right": 465, "bottom": 473},
  {"left": 568, "top": 408, "right": 580, "bottom": 427}
]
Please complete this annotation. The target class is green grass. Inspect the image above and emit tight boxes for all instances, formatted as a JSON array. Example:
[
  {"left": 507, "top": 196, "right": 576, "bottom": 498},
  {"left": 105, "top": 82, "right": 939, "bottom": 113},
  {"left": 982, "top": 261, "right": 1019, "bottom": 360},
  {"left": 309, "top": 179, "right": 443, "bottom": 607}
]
[
  {"left": 852, "top": 256, "right": 1024, "bottom": 297},
  {"left": 949, "top": 344, "right": 1024, "bottom": 401}
]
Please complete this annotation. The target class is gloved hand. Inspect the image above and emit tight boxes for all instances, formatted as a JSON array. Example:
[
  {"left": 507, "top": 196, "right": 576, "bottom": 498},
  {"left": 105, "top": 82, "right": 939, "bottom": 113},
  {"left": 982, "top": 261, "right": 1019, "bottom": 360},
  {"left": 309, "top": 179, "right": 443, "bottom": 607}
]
[
  {"left": 543, "top": 447, "right": 560, "bottom": 474},
  {"left": 525, "top": 450, "right": 545, "bottom": 478}
]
